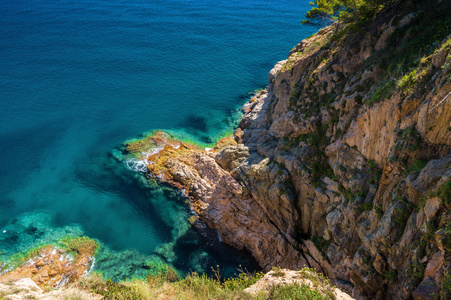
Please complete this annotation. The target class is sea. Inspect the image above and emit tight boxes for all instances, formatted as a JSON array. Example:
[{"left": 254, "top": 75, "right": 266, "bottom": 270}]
[{"left": 0, "top": 0, "right": 317, "bottom": 280}]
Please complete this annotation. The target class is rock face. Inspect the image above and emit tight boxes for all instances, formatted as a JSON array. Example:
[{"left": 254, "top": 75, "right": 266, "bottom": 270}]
[
  {"left": 0, "top": 278, "right": 102, "bottom": 300},
  {"left": 0, "top": 239, "right": 97, "bottom": 289},
  {"left": 244, "top": 268, "right": 353, "bottom": 300},
  {"left": 127, "top": 2, "right": 451, "bottom": 299}
]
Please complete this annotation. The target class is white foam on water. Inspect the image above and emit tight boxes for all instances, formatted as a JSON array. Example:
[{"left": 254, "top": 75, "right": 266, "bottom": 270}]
[
  {"left": 124, "top": 158, "right": 148, "bottom": 173},
  {"left": 124, "top": 145, "right": 164, "bottom": 173},
  {"left": 84, "top": 257, "right": 95, "bottom": 275}
]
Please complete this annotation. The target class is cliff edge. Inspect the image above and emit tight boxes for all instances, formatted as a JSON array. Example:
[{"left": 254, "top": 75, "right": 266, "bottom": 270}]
[{"left": 125, "top": 1, "right": 451, "bottom": 299}]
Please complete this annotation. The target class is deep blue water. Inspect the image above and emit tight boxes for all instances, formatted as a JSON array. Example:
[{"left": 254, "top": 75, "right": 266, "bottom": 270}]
[{"left": 0, "top": 0, "right": 316, "bottom": 279}]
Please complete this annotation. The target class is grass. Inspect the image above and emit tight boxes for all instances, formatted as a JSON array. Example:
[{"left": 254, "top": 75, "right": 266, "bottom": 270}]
[
  {"left": 62, "top": 290, "right": 93, "bottom": 300},
  {"left": 441, "top": 273, "right": 451, "bottom": 299},
  {"left": 268, "top": 283, "right": 329, "bottom": 300},
  {"left": 397, "top": 70, "right": 417, "bottom": 92},
  {"left": 70, "top": 268, "right": 338, "bottom": 300},
  {"left": 437, "top": 180, "right": 451, "bottom": 205},
  {"left": 367, "top": 79, "right": 396, "bottom": 106},
  {"left": 271, "top": 267, "right": 286, "bottom": 277},
  {"left": 383, "top": 270, "right": 397, "bottom": 283},
  {"left": 75, "top": 271, "right": 265, "bottom": 300},
  {"left": 408, "top": 261, "right": 425, "bottom": 287},
  {"left": 363, "top": 1, "right": 451, "bottom": 106},
  {"left": 404, "top": 159, "right": 428, "bottom": 174}
]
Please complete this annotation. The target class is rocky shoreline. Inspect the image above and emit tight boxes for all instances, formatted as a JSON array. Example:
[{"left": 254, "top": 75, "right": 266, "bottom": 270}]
[
  {"left": 124, "top": 3, "right": 451, "bottom": 298},
  {"left": 0, "top": 1, "right": 450, "bottom": 299}
]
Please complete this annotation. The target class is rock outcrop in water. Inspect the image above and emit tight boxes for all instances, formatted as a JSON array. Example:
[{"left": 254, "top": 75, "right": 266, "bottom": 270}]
[
  {"left": 0, "top": 237, "right": 97, "bottom": 289},
  {"left": 127, "top": 1, "right": 451, "bottom": 299}
]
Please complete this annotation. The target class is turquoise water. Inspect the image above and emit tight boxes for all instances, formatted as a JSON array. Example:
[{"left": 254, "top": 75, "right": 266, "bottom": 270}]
[{"left": 0, "top": 0, "right": 317, "bottom": 279}]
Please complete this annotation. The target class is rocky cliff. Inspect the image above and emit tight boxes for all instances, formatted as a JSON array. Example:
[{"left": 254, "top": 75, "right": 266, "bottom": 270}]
[{"left": 125, "top": 1, "right": 451, "bottom": 299}]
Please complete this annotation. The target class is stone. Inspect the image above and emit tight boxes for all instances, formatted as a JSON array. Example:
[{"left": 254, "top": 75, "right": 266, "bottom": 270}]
[
  {"left": 423, "top": 197, "right": 441, "bottom": 221},
  {"left": 35, "top": 260, "right": 45, "bottom": 268},
  {"left": 373, "top": 253, "right": 387, "bottom": 274},
  {"left": 0, "top": 243, "right": 96, "bottom": 289},
  {"left": 375, "top": 26, "right": 395, "bottom": 51},
  {"left": 113, "top": 11, "right": 451, "bottom": 300},
  {"left": 244, "top": 268, "right": 354, "bottom": 300},
  {"left": 407, "top": 155, "right": 451, "bottom": 205},
  {"left": 412, "top": 277, "right": 437, "bottom": 300},
  {"left": 432, "top": 47, "right": 449, "bottom": 68},
  {"left": 424, "top": 251, "right": 444, "bottom": 283},
  {"left": 214, "top": 144, "right": 249, "bottom": 171},
  {"left": 304, "top": 240, "right": 335, "bottom": 279}
]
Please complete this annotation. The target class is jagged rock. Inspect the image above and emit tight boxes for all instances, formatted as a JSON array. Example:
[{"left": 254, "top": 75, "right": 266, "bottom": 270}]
[
  {"left": 0, "top": 278, "right": 102, "bottom": 300},
  {"left": 244, "top": 268, "right": 354, "bottom": 300},
  {"left": 406, "top": 155, "right": 451, "bottom": 205},
  {"left": 325, "top": 142, "right": 372, "bottom": 193},
  {"left": 214, "top": 144, "right": 249, "bottom": 171},
  {"left": 304, "top": 240, "right": 335, "bottom": 279},
  {"left": 412, "top": 277, "right": 437, "bottom": 300},
  {"left": 269, "top": 111, "right": 313, "bottom": 138},
  {"left": 432, "top": 46, "right": 450, "bottom": 68},
  {"left": 373, "top": 253, "right": 387, "bottom": 274},
  {"left": 423, "top": 197, "right": 441, "bottom": 222},
  {"left": 424, "top": 251, "right": 444, "bottom": 283},
  {"left": 375, "top": 25, "right": 395, "bottom": 51},
  {"left": 0, "top": 242, "right": 96, "bottom": 289},
  {"left": 123, "top": 6, "right": 451, "bottom": 299}
]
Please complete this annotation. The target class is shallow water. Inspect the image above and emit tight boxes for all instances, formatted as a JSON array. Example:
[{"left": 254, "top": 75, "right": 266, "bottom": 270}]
[{"left": 0, "top": 0, "right": 317, "bottom": 279}]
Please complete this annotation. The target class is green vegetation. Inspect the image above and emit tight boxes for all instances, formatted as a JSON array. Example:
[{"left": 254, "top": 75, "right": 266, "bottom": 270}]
[
  {"left": 441, "top": 273, "right": 451, "bottom": 299},
  {"left": 397, "top": 69, "right": 417, "bottom": 92},
  {"left": 383, "top": 270, "right": 397, "bottom": 283},
  {"left": 271, "top": 266, "right": 286, "bottom": 277},
  {"left": 222, "top": 272, "right": 265, "bottom": 291},
  {"left": 58, "top": 236, "right": 98, "bottom": 259},
  {"left": 393, "top": 199, "right": 414, "bottom": 239},
  {"left": 404, "top": 159, "right": 428, "bottom": 174},
  {"left": 76, "top": 271, "right": 263, "bottom": 300},
  {"left": 1, "top": 244, "right": 51, "bottom": 271},
  {"left": 295, "top": 123, "right": 337, "bottom": 188},
  {"left": 366, "top": 2, "right": 451, "bottom": 105},
  {"left": 437, "top": 180, "right": 451, "bottom": 205},
  {"left": 443, "top": 222, "right": 451, "bottom": 252},
  {"left": 396, "top": 127, "right": 423, "bottom": 151},
  {"left": 367, "top": 79, "right": 395, "bottom": 106},
  {"left": 303, "top": 0, "right": 386, "bottom": 29},
  {"left": 407, "top": 261, "right": 425, "bottom": 287},
  {"left": 297, "top": 268, "right": 336, "bottom": 299},
  {"left": 311, "top": 236, "right": 331, "bottom": 262},
  {"left": 69, "top": 267, "right": 337, "bottom": 300},
  {"left": 418, "top": 218, "right": 439, "bottom": 259},
  {"left": 354, "top": 202, "right": 373, "bottom": 214},
  {"left": 268, "top": 283, "right": 329, "bottom": 300},
  {"left": 0, "top": 236, "right": 98, "bottom": 273},
  {"left": 374, "top": 204, "right": 384, "bottom": 220}
]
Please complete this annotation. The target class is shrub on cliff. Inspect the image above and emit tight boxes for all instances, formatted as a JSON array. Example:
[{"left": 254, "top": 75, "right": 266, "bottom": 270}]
[
  {"left": 73, "top": 268, "right": 339, "bottom": 299},
  {"left": 303, "top": 0, "right": 388, "bottom": 29}
]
